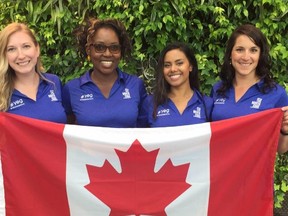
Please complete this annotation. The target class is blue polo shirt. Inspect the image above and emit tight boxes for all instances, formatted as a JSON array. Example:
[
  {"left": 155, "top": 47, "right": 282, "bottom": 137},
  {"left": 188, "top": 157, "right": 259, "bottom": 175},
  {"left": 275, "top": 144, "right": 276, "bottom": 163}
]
[
  {"left": 8, "top": 73, "right": 67, "bottom": 123},
  {"left": 146, "top": 90, "right": 213, "bottom": 127},
  {"left": 211, "top": 80, "right": 288, "bottom": 121},
  {"left": 62, "top": 68, "right": 148, "bottom": 127}
]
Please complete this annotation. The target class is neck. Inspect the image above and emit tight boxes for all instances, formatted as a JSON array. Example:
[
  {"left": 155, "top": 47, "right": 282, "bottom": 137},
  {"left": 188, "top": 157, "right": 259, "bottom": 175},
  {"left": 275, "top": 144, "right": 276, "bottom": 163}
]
[
  {"left": 14, "top": 72, "right": 39, "bottom": 87},
  {"left": 169, "top": 85, "right": 193, "bottom": 99},
  {"left": 91, "top": 70, "right": 118, "bottom": 85},
  {"left": 234, "top": 74, "right": 260, "bottom": 87},
  {"left": 13, "top": 72, "right": 40, "bottom": 100}
]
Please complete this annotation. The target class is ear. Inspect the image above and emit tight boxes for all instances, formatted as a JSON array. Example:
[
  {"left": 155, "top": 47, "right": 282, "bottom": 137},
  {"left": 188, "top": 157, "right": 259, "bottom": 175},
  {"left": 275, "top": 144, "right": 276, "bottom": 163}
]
[
  {"left": 189, "top": 65, "right": 193, "bottom": 72},
  {"left": 36, "top": 45, "right": 40, "bottom": 58},
  {"left": 86, "top": 45, "right": 91, "bottom": 57}
]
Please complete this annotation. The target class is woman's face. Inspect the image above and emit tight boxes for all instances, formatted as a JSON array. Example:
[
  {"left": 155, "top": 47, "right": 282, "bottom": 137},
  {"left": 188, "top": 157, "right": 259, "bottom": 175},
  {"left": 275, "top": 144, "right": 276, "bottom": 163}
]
[
  {"left": 231, "top": 35, "right": 260, "bottom": 78},
  {"left": 6, "top": 31, "right": 39, "bottom": 76},
  {"left": 163, "top": 49, "right": 192, "bottom": 88},
  {"left": 87, "top": 27, "right": 121, "bottom": 76}
]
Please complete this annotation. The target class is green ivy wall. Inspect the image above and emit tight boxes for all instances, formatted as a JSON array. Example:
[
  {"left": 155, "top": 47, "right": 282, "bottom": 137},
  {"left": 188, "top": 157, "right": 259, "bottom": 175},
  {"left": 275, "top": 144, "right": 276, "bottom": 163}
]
[{"left": 1, "top": 0, "right": 288, "bottom": 209}]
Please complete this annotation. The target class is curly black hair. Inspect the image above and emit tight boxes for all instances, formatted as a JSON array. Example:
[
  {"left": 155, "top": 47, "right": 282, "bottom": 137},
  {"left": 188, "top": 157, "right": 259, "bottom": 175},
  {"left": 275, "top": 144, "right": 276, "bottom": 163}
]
[{"left": 73, "top": 17, "right": 132, "bottom": 61}]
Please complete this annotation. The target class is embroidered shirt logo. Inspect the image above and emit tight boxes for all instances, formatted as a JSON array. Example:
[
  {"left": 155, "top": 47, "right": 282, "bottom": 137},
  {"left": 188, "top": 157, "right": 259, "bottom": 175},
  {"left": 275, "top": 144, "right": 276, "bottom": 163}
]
[
  {"left": 214, "top": 98, "right": 226, "bottom": 104},
  {"left": 250, "top": 98, "right": 262, "bottom": 109},
  {"left": 193, "top": 107, "right": 201, "bottom": 118},
  {"left": 157, "top": 109, "right": 170, "bottom": 117},
  {"left": 122, "top": 88, "right": 131, "bottom": 99},
  {"left": 48, "top": 90, "right": 58, "bottom": 101},
  {"left": 10, "top": 99, "right": 25, "bottom": 110},
  {"left": 80, "top": 94, "right": 94, "bottom": 101}
]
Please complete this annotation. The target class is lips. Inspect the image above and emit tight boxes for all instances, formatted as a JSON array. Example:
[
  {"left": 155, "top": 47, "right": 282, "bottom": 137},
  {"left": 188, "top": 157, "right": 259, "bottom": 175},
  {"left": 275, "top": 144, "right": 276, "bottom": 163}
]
[
  {"left": 168, "top": 73, "right": 182, "bottom": 80},
  {"left": 238, "top": 62, "right": 252, "bottom": 66},
  {"left": 17, "top": 61, "right": 30, "bottom": 66},
  {"left": 100, "top": 60, "right": 113, "bottom": 67}
]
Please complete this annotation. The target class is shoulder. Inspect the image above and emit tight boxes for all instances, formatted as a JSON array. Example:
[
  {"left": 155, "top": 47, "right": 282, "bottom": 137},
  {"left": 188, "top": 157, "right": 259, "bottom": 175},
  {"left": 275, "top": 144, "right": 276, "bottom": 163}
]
[
  {"left": 63, "top": 71, "right": 89, "bottom": 88},
  {"left": 274, "top": 83, "right": 287, "bottom": 92},
  {"left": 118, "top": 68, "right": 142, "bottom": 81},
  {"left": 119, "top": 70, "right": 145, "bottom": 88},
  {"left": 42, "top": 73, "right": 61, "bottom": 82},
  {"left": 195, "top": 90, "right": 213, "bottom": 107},
  {"left": 210, "top": 80, "right": 225, "bottom": 97},
  {"left": 212, "top": 80, "right": 223, "bottom": 90},
  {"left": 273, "top": 84, "right": 288, "bottom": 100},
  {"left": 202, "top": 94, "right": 213, "bottom": 106}
]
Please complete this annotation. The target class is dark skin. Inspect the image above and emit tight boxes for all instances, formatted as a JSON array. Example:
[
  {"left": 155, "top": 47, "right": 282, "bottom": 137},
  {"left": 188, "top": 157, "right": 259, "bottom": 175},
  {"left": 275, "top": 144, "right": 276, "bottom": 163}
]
[{"left": 86, "top": 27, "right": 121, "bottom": 98}]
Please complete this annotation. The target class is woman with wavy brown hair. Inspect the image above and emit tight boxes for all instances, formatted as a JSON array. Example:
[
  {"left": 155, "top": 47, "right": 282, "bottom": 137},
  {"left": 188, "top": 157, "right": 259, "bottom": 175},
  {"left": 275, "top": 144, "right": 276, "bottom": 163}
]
[{"left": 210, "top": 24, "right": 288, "bottom": 153}]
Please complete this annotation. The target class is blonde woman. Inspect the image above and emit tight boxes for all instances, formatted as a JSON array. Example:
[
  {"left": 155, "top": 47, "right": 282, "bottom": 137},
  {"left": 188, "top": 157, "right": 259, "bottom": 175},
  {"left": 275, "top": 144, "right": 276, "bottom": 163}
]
[{"left": 0, "top": 22, "right": 66, "bottom": 123}]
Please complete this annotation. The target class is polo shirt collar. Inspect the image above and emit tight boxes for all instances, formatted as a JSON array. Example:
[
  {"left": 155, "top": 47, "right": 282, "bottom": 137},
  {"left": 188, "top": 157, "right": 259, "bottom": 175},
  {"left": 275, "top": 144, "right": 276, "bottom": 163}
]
[{"left": 79, "top": 68, "right": 125, "bottom": 86}]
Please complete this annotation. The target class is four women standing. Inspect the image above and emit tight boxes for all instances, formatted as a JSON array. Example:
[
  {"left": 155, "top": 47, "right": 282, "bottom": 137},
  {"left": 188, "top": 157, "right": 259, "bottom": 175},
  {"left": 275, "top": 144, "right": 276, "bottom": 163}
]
[{"left": 0, "top": 21, "right": 287, "bottom": 154}]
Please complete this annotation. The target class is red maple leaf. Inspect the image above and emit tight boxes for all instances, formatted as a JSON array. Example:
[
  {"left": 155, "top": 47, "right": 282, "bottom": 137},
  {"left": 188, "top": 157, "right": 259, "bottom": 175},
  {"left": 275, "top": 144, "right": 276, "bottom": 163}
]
[{"left": 85, "top": 139, "right": 191, "bottom": 216}]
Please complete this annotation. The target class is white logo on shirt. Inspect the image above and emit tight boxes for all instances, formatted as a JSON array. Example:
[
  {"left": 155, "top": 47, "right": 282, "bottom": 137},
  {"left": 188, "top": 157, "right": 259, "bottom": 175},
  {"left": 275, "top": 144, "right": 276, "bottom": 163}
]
[
  {"left": 48, "top": 90, "right": 58, "bottom": 101},
  {"left": 193, "top": 107, "right": 201, "bottom": 118},
  {"left": 122, "top": 88, "right": 131, "bottom": 99},
  {"left": 251, "top": 98, "right": 262, "bottom": 109},
  {"left": 214, "top": 98, "right": 226, "bottom": 104},
  {"left": 10, "top": 99, "right": 25, "bottom": 110},
  {"left": 157, "top": 109, "right": 170, "bottom": 117},
  {"left": 80, "top": 94, "right": 94, "bottom": 101}
]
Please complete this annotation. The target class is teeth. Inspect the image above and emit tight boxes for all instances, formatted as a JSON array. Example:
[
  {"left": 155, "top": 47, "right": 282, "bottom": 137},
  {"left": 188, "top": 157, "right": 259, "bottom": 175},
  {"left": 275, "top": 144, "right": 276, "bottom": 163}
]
[
  {"left": 169, "top": 74, "right": 181, "bottom": 80},
  {"left": 170, "top": 74, "right": 181, "bottom": 78},
  {"left": 101, "top": 61, "right": 113, "bottom": 67},
  {"left": 17, "top": 61, "right": 29, "bottom": 66},
  {"left": 240, "top": 63, "right": 251, "bottom": 66}
]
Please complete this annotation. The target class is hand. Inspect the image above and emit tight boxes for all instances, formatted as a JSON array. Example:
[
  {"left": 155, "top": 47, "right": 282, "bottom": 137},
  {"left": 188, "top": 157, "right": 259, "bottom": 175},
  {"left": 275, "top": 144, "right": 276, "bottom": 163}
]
[{"left": 281, "top": 106, "right": 288, "bottom": 134}]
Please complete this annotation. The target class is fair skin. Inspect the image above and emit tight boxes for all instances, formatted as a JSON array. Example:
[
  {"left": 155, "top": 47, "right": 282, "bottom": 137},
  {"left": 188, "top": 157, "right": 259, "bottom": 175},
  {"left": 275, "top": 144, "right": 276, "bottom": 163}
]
[
  {"left": 86, "top": 27, "right": 121, "bottom": 98},
  {"left": 163, "top": 49, "right": 193, "bottom": 114},
  {"left": 230, "top": 35, "right": 288, "bottom": 153},
  {"left": 6, "top": 31, "right": 40, "bottom": 101},
  {"left": 231, "top": 35, "right": 260, "bottom": 102},
  {"left": 279, "top": 106, "right": 288, "bottom": 154}
]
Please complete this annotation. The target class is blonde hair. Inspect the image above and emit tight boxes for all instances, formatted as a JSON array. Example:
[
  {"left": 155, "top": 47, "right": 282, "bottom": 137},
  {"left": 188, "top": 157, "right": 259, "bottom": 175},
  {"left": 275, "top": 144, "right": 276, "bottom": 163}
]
[{"left": 0, "top": 22, "right": 45, "bottom": 111}]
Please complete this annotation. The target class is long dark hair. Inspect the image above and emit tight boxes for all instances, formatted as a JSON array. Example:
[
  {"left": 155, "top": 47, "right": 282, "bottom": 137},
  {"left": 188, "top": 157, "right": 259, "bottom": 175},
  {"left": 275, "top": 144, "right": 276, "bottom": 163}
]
[
  {"left": 217, "top": 24, "right": 275, "bottom": 97},
  {"left": 152, "top": 42, "right": 200, "bottom": 118}
]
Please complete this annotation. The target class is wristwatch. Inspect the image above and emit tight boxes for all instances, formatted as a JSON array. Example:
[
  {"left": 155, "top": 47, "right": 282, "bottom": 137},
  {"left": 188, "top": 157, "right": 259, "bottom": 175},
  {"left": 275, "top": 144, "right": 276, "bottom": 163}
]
[{"left": 280, "top": 129, "right": 288, "bottom": 136}]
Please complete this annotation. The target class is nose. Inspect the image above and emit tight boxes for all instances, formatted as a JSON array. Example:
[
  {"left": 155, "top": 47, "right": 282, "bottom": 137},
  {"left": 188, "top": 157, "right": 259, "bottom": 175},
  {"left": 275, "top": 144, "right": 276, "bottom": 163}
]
[
  {"left": 103, "top": 47, "right": 113, "bottom": 56},
  {"left": 171, "top": 64, "right": 178, "bottom": 72},
  {"left": 17, "top": 48, "right": 25, "bottom": 59},
  {"left": 241, "top": 50, "right": 250, "bottom": 60}
]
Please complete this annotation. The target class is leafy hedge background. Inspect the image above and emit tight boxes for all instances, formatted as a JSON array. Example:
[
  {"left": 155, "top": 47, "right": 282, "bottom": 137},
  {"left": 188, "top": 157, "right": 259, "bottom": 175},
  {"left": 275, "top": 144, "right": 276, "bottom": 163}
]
[{"left": 1, "top": 0, "right": 288, "bottom": 210}]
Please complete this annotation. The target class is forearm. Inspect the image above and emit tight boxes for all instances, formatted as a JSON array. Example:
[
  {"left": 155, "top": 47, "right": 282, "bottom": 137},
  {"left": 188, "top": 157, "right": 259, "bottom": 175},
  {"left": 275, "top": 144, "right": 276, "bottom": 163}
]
[{"left": 278, "top": 132, "right": 288, "bottom": 154}]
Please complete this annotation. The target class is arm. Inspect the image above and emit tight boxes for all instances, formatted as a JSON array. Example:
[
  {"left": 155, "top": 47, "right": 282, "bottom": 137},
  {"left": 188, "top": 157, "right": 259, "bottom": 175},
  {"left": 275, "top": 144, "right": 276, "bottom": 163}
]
[{"left": 278, "top": 106, "right": 288, "bottom": 154}]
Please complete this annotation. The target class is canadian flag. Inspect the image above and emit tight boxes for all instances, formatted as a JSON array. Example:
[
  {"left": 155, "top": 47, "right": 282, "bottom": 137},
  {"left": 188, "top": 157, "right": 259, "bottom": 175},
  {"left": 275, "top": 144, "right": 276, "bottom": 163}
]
[{"left": 0, "top": 109, "right": 282, "bottom": 216}]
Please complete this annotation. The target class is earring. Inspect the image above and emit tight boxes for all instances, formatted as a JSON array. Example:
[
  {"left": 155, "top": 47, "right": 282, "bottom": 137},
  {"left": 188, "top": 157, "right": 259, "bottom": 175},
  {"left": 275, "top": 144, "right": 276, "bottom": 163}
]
[{"left": 87, "top": 55, "right": 90, "bottom": 61}]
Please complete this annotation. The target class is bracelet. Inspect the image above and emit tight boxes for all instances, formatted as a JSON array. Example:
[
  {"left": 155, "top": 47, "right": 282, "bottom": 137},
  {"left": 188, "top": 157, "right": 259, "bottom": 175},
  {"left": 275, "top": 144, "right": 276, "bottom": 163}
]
[{"left": 280, "top": 130, "right": 288, "bottom": 136}]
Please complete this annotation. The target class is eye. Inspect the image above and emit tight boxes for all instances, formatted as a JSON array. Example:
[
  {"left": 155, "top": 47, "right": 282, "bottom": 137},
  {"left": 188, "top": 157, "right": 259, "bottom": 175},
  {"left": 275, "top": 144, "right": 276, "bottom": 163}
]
[
  {"left": 164, "top": 63, "right": 171, "bottom": 68},
  {"left": 110, "top": 44, "right": 121, "bottom": 52},
  {"left": 176, "top": 61, "right": 183, "bottom": 66},
  {"left": 251, "top": 48, "right": 259, "bottom": 53},
  {"left": 23, "top": 44, "right": 31, "bottom": 49},
  {"left": 235, "top": 48, "right": 244, "bottom": 52},
  {"left": 93, "top": 44, "right": 106, "bottom": 52},
  {"left": 7, "top": 47, "right": 16, "bottom": 53}
]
